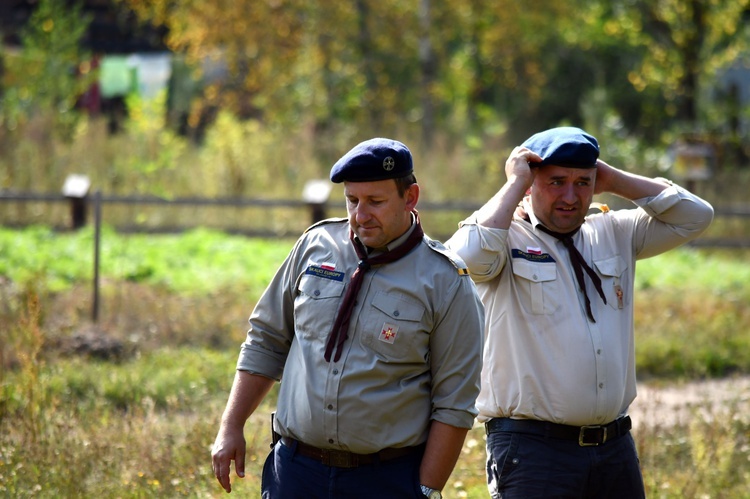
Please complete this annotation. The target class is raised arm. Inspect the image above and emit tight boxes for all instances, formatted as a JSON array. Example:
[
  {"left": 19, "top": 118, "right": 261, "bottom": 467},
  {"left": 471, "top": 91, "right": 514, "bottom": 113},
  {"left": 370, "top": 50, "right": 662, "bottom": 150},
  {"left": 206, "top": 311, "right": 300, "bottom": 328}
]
[
  {"left": 474, "top": 146, "right": 542, "bottom": 229},
  {"left": 593, "top": 159, "right": 669, "bottom": 200}
]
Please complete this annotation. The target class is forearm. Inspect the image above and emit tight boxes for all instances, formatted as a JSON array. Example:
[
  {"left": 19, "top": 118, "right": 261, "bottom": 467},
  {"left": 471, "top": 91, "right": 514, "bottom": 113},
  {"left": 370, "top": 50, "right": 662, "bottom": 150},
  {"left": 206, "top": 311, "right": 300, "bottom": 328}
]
[
  {"left": 474, "top": 175, "right": 529, "bottom": 229},
  {"left": 596, "top": 160, "right": 669, "bottom": 200},
  {"left": 419, "top": 421, "right": 470, "bottom": 491},
  {"left": 220, "top": 370, "right": 275, "bottom": 430}
]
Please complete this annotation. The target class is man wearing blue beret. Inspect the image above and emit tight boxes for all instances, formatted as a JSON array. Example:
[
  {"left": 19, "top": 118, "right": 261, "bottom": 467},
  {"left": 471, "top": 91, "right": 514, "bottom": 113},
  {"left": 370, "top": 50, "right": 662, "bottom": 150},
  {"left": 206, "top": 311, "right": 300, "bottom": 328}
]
[
  {"left": 212, "top": 138, "right": 485, "bottom": 498},
  {"left": 447, "top": 126, "right": 714, "bottom": 498}
]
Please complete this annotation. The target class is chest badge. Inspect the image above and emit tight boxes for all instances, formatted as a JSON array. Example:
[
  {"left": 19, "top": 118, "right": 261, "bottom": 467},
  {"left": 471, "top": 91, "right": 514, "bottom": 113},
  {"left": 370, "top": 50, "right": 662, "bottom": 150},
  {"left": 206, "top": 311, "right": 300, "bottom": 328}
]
[{"left": 379, "top": 322, "right": 399, "bottom": 344}]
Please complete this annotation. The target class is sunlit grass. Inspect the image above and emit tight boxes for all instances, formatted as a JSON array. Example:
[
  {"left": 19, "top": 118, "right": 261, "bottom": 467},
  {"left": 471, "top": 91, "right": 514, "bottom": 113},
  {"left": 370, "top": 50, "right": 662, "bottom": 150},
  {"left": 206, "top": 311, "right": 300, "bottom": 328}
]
[{"left": 1, "top": 229, "right": 749, "bottom": 497}]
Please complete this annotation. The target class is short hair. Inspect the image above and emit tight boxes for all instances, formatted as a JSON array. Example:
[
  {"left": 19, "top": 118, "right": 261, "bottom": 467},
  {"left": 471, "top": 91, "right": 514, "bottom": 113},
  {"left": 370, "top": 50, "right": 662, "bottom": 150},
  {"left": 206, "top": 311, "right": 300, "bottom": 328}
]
[{"left": 394, "top": 173, "right": 417, "bottom": 197}]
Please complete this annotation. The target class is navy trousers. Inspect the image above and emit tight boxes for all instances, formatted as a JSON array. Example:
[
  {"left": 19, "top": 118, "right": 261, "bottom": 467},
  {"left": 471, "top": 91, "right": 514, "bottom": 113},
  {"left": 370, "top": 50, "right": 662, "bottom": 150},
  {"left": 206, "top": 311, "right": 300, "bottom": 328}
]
[
  {"left": 486, "top": 430, "right": 646, "bottom": 499},
  {"left": 261, "top": 439, "right": 426, "bottom": 498}
]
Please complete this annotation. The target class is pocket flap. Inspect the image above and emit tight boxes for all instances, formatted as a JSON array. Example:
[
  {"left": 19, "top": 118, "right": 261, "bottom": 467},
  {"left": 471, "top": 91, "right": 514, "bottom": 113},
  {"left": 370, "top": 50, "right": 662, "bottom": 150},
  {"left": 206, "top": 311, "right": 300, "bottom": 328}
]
[
  {"left": 512, "top": 259, "right": 557, "bottom": 283},
  {"left": 594, "top": 255, "right": 627, "bottom": 278},
  {"left": 372, "top": 292, "right": 424, "bottom": 321},
  {"left": 298, "top": 274, "right": 345, "bottom": 299}
]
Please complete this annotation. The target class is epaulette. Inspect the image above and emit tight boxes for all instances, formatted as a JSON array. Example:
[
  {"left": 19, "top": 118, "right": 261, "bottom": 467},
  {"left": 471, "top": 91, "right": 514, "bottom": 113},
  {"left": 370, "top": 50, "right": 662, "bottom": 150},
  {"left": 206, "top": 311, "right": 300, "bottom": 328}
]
[
  {"left": 304, "top": 217, "right": 348, "bottom": 234},
  {"left": 424, "top": 238, "right": 470, "bottom": 276}
]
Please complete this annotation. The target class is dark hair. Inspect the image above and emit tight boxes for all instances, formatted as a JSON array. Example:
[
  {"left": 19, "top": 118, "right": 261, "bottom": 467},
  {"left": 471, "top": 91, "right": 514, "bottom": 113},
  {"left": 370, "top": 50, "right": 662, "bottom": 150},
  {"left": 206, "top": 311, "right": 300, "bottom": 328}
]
[{"left": 394, "top": 174, "right": 417, "bottom": 197}]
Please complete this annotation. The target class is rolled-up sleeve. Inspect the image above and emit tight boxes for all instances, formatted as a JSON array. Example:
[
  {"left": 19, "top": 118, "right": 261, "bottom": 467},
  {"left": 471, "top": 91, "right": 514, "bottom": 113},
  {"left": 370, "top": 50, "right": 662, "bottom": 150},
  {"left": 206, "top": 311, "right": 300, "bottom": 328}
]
[
  {"left": 429, "top": 274, "right": 485, "bottom": 428},
  {"left": 632, "top": 183, "right": 714, "bottom": 259},
  {"left": 445, "top": 216, "right": 510, "bottom": 283},
  {"left": 236, "top": 241, "right": 301, "bottom": 380}
]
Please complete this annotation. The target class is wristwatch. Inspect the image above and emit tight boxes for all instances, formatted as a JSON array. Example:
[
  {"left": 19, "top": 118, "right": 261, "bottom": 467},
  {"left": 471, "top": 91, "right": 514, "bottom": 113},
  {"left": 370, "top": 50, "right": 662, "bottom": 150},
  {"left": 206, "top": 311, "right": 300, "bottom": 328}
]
[{"left": 420, "top": 484, "right": 442, "bottom": 499}]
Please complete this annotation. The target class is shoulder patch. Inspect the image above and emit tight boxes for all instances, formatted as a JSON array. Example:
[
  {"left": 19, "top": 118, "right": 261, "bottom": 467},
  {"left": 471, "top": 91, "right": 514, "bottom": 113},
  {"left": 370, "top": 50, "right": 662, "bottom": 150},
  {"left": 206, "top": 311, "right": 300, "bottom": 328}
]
[
  {"left": 304, "top": 217, "right": 348, "bottom": 234},
  {"left": 424, "top": 238, "right": 470, "bottom": 275}
]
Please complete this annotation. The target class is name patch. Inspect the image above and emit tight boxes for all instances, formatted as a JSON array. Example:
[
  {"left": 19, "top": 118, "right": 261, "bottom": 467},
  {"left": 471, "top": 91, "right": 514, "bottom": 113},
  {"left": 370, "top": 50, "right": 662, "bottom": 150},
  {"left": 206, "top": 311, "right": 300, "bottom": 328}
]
[
  {"left": 305, "top": 265, "right": 345, "bottom": 282},
  {"left": 512, "top": 248, "right": 556, "bottom": 263}
]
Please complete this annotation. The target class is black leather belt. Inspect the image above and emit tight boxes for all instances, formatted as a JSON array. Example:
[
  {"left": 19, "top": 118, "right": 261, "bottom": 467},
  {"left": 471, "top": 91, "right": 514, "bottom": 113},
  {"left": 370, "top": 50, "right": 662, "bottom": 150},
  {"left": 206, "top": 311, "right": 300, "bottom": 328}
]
[
  {"left": 281, "top": 437, "right": 422, "bottom": 468},
  {"left": 485, "top": 415, "right": 632, "bottom": 446}
]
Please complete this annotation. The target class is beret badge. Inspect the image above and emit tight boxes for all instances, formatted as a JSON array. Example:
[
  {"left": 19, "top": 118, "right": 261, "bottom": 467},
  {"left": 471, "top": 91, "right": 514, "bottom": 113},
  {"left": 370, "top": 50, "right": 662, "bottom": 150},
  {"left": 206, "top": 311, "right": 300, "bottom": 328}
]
[{"left": 383, "top": 157, "right": 395, "bottom": 171}]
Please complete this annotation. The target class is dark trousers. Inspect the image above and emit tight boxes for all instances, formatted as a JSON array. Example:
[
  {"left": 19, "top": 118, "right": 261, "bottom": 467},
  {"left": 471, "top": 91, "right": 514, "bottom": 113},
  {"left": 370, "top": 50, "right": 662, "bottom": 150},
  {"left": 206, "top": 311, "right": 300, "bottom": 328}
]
[
  {"left": 486, "top": 430, "right": 646, "bottom": 499},
  {"left": 261, "top": 439, "right": 426, "bottom": 498}
]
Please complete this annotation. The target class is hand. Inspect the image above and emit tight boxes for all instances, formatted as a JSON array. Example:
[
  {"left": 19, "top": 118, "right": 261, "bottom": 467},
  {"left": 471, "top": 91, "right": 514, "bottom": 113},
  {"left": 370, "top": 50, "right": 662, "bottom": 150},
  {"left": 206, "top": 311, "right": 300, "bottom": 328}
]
[
  {"left": 211, "top": 427, "right": 247, "bottom": 493},
  {"left": 505, "top": 146, "right": 542, "bottom": 191}
]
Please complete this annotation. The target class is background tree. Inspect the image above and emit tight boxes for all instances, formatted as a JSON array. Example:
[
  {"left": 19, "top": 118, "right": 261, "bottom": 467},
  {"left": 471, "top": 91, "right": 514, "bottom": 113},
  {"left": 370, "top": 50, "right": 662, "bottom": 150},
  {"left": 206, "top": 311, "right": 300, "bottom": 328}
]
[
  {"left": 1, "top": 0, "right": 93, "bottom": 140},
  {"left": 600, "top": 0, "right": 750, "bottom": 134},
  {"left": 118, "top": 0, "right": 750, "bottom": 162}
]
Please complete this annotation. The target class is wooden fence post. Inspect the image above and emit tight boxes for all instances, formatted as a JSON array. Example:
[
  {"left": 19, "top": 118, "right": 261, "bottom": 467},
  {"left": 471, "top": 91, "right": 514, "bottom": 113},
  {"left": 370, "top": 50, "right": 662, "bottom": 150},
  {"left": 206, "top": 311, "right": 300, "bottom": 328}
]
[
  {"left": 92, "top": 190, "right": 102, "bottom": 323},
  {"left": 62, "top": 174, "right": 91, "bottom": 229}
]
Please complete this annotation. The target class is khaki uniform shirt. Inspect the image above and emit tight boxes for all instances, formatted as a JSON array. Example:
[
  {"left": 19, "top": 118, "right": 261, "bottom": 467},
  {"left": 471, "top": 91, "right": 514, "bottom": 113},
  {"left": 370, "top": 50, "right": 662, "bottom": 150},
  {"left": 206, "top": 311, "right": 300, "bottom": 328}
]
[
  {"left": 237, "top": 218, "right": 484, "bottom": 453},
  {"left": 446, "top": 184, "right": 713, "bottom": 426}
]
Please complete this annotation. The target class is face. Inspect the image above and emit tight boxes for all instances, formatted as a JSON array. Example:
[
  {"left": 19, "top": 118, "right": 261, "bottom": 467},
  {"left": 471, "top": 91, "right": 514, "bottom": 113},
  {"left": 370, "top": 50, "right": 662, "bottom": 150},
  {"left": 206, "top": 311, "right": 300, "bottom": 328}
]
[
  {"left": 344, "top": 179, "right": 419, "bottom": 249},
  {"left": 530, "top": 164, "right": 596, "bottom": 233}
]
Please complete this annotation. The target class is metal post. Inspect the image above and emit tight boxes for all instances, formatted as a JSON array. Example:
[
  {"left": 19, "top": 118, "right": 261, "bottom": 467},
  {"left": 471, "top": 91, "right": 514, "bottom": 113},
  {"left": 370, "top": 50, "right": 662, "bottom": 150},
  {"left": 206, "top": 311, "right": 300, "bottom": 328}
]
[{"left": 92, "top": 190, "right": 102, "bottom": 323}]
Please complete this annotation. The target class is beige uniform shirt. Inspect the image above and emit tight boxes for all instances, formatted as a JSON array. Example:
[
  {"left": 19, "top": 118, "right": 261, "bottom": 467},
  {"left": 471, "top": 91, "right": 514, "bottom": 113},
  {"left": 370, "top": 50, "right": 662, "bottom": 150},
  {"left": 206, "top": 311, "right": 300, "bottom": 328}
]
[
  {"left": 237, "top": 218, "right": 484, "bottom": 453},
  {"left": 446, "top": 184, "right": 713, "bottom": 426}
]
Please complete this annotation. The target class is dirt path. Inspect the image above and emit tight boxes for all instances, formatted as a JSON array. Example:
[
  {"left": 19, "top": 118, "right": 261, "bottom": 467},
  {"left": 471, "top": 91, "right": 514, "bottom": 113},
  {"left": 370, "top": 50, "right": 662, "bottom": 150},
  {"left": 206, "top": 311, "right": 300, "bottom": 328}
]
[{"left": 628, "top": 375, "right": 750, "bottom": 428}]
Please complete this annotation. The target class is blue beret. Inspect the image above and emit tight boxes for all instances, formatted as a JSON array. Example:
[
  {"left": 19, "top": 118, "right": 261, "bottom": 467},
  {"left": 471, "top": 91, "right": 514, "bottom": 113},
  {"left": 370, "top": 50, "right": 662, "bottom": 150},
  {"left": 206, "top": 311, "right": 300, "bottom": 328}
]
[
  {"left": 330, "top": 138, "right": 413, "bottom": 183},
  {"left": 521, "top": 127, "right": 599, "bottom": 168}
]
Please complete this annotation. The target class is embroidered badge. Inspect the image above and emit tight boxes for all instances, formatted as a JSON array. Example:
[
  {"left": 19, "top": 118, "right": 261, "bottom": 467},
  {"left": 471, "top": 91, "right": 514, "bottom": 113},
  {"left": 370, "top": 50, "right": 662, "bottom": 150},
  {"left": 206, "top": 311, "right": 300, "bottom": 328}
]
[
  {"left": 305, "top": 264, "right": 345, "bottom": 281},
  {"left": 379, "top": 323, "right": 399, "bottom": 344},
  {"left": 511, "top": 248, "right": 556, "bottom": 263},
  {"left": 526, "top": 246, "right": 542, "bottom": 255},
  {"left": 382, "top": 156, "right": 395, "bottom": 171}
]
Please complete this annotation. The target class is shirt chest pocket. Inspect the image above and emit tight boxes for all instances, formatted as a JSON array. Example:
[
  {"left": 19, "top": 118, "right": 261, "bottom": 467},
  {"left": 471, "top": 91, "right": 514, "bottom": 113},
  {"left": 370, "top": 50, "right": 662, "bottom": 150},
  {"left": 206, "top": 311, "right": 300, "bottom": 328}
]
[
  {"left": 511, "top": 259, "right": 559, "bottom": 315},
  {"left": 594, "top": 255, "right": 629, "bottom": 310},
  {"left": 361, "top": 292, "right": 426, "bottom": 362},
  {"left": 295, "top": 274, "right": 345, "bottom": 340}
]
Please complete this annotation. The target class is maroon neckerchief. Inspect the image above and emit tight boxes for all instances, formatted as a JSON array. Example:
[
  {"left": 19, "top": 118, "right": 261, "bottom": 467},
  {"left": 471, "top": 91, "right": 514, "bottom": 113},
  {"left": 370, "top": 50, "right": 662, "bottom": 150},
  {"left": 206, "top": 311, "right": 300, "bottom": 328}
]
[
  {"left": 521, "top": 209, "right": 606, "bottom": 322},
  {"left": 324, "top": 212, "right": 424, "bottom": 362}
]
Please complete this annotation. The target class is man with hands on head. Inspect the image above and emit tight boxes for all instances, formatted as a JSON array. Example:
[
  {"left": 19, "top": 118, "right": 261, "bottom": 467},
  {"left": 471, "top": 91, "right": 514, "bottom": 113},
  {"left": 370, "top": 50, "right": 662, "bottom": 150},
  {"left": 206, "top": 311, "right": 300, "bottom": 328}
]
[
  {"left": 446, "top": 126, "right": 714, "bottom": 499},
  {"left": 212, "top": 137, "right": 485, "bottom": 498}
]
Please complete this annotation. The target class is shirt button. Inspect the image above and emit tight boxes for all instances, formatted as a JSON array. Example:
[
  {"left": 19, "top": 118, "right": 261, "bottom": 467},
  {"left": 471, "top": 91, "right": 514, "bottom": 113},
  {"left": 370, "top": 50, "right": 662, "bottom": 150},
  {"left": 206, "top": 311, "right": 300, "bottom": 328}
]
[
  {"left": 597, "top": 349, "right": 602, "bottom": 355},
  {"left": 313, "top": 290, "right": 320, "bottom": 296},
  {"left": 532, "top": 274, "right": 538, "bottom": 280},
  {"left": 599, "top": 382, "right": 604, "bottom": 389},
  {"left": 328, "top": 438, "right": 334, "bottom": 444},
  {"left": 327, "top": 404, "right": 333, "bottom": 410},
  {"left": 333, "top": 369, "right": 339, "bottom": 375},
  {"left": 393, "top": 310, "right": 400, "bottom": 317}
]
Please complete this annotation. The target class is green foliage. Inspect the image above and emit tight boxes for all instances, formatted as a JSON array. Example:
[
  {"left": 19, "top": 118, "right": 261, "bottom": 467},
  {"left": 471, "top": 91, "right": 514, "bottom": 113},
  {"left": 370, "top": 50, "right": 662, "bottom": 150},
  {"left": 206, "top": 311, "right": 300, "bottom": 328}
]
[
  {"left": 0, "top": 225, "right": 293, "bottom": 296},
  {"left": 634, "top": 250, "right": 750, "bottom": 378},
  {"left": 0, "top": 0, "right": 93, "bottom": 138},
  {"left": 0, "top": 227, "right": 749, "bottom": 497}
]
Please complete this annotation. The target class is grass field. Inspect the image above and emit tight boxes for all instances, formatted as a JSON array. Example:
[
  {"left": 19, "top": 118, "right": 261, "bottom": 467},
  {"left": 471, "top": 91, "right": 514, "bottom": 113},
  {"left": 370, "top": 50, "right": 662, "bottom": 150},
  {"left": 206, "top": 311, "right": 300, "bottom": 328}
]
[{"left": 1, "top": 227, "right": 749, "bottom": 497}]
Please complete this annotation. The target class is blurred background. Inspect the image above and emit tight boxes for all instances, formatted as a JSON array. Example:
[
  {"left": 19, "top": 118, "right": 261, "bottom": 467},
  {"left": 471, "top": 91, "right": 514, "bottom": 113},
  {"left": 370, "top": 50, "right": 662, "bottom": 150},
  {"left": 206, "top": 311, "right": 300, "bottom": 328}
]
[
  {"left": 1, "top": 0, "right": 749, "bottom": 240},
  {"left": 2, "top": 2, "right": 750, "bottom": 497}
]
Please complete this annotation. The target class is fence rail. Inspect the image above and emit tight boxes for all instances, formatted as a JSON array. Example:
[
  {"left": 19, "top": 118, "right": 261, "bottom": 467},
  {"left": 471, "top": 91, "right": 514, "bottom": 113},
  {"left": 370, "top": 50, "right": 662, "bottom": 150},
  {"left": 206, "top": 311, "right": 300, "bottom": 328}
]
[
  {"left": 1, "top": 190, "right": 748, "bottom": 246},
  {"left": 3, "top": 189, "right": 748, "bottom": 322}
]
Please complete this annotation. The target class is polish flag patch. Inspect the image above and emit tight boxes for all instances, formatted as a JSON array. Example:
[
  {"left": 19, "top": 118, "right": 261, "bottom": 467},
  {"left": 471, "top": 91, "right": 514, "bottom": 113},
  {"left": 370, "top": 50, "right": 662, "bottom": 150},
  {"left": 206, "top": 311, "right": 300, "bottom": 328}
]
[
  {"left": 320, "top": 262, "right": 336, "bottom": 271},
  {"left": 526, "top": 246, "right": 542, "bottom": 255}
]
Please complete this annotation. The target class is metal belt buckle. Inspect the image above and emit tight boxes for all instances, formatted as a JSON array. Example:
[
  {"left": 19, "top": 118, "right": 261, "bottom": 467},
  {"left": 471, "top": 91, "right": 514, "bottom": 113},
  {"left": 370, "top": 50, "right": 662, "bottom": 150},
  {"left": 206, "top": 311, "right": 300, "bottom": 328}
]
[
  {"left": 322, "top": 450, "right": 359, "bottom": 468},
  {"left": 578, "top": 425, "right": 606, "bottom": 446}
]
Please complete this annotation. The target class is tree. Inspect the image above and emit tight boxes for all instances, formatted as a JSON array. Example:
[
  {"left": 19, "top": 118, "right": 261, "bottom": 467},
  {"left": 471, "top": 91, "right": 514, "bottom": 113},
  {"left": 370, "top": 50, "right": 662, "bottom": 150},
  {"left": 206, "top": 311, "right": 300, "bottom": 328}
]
[
  {"left": 605, "top": 0, "right": 750, "bottom": 128},
  {"left": 1, "top": 0, "right": 93, "bottom": 139}
]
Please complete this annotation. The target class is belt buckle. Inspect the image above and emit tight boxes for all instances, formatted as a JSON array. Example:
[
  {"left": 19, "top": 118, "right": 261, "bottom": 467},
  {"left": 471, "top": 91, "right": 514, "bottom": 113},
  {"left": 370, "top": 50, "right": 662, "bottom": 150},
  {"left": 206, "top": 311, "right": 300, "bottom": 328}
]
[
  {"left": 321, "top": 449, "right": 358, "bottom": 468},
  {"left": 578, "top": 425, "right": 606, "bottom": 446}
]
